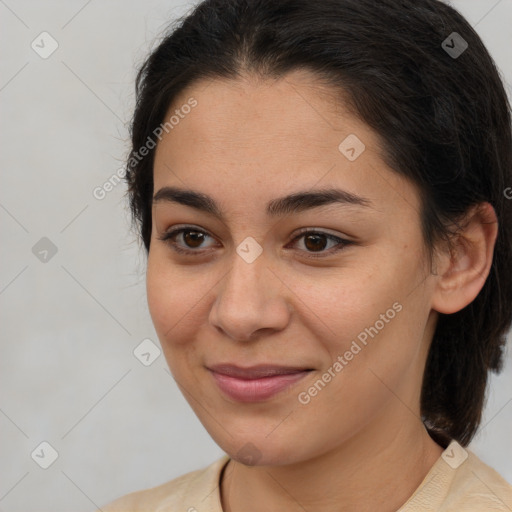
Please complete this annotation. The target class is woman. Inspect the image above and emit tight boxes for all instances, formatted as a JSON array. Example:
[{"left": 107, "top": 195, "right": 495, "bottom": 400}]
[{"left": 100, "top": 0, "right": 512, "bottom": 510}]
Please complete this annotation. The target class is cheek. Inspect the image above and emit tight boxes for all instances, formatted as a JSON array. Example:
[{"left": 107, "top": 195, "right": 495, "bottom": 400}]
[
  {"left": 146, "top": 252, "right": 198, "bottom": 345},
  {"left": 146, "top": 248, "right": 225, "bottom": 378},
  {"left": 321, "top": 294, "right": 428, "bottom": 414},
  {"left": 146, "top": 259, "right": 172, "bottom": 336},
  {"left": 146, "top": 259, "right": 203, "bottom": 381},
  {"left": 295, "top": 305, "right": 423, "bottom": 439},
  {"left": 302, "top": 259, "right": 426, "bottom": 378},
  {"left": 298, "top": 267, "right": 396, "bottom": 348}
]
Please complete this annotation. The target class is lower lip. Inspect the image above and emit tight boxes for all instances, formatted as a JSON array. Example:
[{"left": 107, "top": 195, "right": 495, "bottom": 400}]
[{"left": 209, "top": 370, "right": 311, "bottom": 402}]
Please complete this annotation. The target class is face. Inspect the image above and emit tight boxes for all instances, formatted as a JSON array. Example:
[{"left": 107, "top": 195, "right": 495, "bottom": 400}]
[{"left": 147, "top": 70, "right": 438, "bottom": 466}]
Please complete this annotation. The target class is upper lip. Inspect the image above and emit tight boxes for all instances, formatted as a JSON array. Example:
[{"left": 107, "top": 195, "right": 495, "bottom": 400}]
[{"left": 208, "top": 364, "right": 312, "bottom": 379}]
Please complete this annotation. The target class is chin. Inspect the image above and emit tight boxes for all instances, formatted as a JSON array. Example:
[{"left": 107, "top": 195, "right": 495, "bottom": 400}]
[{"left": 207, "top": 424, "right": 314, "bottom": 467}]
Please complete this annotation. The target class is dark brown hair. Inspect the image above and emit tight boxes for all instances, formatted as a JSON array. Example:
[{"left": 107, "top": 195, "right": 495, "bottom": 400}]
[{"left": 125, "top": 0, "right": 512, "bottom": 446}]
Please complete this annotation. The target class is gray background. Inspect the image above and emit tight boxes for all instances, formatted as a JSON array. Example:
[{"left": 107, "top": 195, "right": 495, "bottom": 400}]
[{"left": 1, "top": 1, "right": 511, "bottom": 510}]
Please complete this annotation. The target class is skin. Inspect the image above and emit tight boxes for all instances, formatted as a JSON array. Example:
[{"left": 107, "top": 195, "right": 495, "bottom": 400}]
[{"left": 146, "top": 69, "right": 497, "bottom": 512}]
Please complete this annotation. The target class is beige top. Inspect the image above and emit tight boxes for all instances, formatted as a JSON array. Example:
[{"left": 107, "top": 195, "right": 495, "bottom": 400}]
[{"left": 99, "top": 440, "right": 512, "bottom": 511}]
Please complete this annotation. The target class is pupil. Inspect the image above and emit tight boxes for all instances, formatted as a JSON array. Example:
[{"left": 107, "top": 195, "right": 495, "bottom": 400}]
[
  {"left": 184, "top": 231, "right": 204, "bottom": 248},
  {"left": 305, "top": 234, "right": 326, "bottom": 252}
]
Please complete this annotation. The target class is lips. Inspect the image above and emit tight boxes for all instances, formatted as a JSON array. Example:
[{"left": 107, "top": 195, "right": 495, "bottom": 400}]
[{"left": 207, "top": 364, "right": 312, "bottom": 402}]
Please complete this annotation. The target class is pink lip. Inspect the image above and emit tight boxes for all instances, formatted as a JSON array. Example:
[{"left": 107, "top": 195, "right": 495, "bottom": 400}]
[{"left": 207, "top": 364, "right": 312, "bottom": 402}]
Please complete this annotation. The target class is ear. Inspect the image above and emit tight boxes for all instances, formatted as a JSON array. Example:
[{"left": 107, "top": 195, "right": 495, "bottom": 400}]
[{"left": 431, "top": 202, "right": 498, "bottom": 315}]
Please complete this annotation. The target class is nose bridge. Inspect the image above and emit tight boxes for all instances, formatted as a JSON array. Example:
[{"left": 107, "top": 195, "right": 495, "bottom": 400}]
[
  {"left": 210, "top": 244, "right": 290, "bottom": 340},
  {"left": 221, "top": 245, "right": 270, "bottom": 310}
]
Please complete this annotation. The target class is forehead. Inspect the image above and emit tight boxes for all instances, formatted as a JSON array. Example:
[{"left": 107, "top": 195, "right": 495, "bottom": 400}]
[
  {"left": 159, "top": 70, "right": 358, "bottom": 156},
  {"left": 152, "top": 71, "right": 421, "bottom": 220}
]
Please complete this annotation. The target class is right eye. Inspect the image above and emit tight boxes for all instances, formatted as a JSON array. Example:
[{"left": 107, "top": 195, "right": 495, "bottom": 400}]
[{"left": 158, "top": 226, "right": 218, "bottom": 255}]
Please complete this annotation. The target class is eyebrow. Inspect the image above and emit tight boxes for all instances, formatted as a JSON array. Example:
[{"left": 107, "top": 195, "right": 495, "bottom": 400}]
[{"left": 152, "top": 186, "right": 373, "bottom": 219}]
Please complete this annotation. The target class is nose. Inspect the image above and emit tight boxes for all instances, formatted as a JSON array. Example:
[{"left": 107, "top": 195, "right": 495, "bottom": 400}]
[{"left": 209, "top": 248, "right": 291, "bottom": 342}]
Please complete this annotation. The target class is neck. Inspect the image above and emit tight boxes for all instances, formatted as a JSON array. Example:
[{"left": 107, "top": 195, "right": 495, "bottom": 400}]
[{"left": 220, "top": 414, "right": 444, "bottom": 512}]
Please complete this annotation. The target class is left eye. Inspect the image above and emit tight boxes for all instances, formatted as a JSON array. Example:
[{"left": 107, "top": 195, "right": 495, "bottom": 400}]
[
  {"left": 290, "top": 230, "right": 349, "bottom": 256},
  {"left": 158, "top": 227, "right": 351, "bottom": 257}
]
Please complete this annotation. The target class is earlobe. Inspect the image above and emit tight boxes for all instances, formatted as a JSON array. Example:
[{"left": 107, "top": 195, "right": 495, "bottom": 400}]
[{"left": 431, "top": 202, "right": 498, "bottom": 315}]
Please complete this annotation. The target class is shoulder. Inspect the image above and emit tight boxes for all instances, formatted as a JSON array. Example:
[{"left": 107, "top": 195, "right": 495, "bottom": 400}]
[
  {"left": 400, "top": 440, "right": 512, "bottom": 511},
  {"left": 446, "top": 447, "right": 512, "bottom": 510},
  {"left": 98, "top": 455, "right": 230, "bottom": 512}
]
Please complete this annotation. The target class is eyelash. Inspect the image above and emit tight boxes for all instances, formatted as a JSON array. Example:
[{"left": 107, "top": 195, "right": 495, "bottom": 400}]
[{"left": 157, "top": 226, "right": 352, "bottom": 259}]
